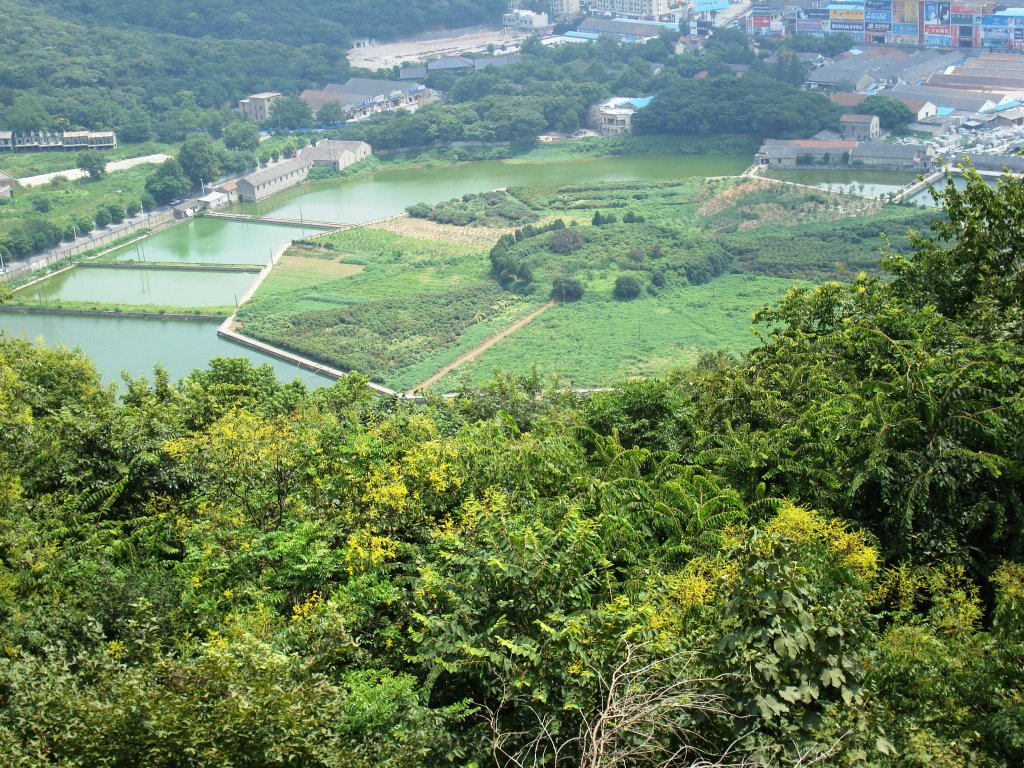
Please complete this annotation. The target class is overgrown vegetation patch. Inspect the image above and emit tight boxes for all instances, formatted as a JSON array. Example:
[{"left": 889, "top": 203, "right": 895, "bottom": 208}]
[{"left": 407, "top": 190, "right": 538, "bottom": 227}]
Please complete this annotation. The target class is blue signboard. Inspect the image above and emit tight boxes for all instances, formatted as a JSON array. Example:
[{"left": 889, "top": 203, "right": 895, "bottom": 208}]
[
  {"left": 831, "top": 20, "right": 865, "bottom": 29},
  {"left": 982, "top": 15, "right": 1011, "bottom": 26},
  {"left": 866, "top": 21, "right": 892, "bottom": 29},
  {"left": 694, "top": 0, "right": 730, "bottom": 11},
  {"left": 926, "top": 33, "right": 953, "bottom": 44},
  {"left": 893, "top": 22, "right": 919, "bottom": 34},
  {"left": 865, "top": 10, "right": 892, "bottom": 21}
]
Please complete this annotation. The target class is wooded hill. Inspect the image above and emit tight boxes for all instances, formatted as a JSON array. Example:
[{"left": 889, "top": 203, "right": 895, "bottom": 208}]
[
  {"left": 0, "top": 0, "right": 503, "bottom": 138},
  {"left": 0, "top": 167, "right": 1021, "bottom": 766}
]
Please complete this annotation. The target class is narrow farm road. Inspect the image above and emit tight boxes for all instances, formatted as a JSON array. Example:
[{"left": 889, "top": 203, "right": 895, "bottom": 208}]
[{"left": 408, "top": 299, "right": 558, "bottom": 394}]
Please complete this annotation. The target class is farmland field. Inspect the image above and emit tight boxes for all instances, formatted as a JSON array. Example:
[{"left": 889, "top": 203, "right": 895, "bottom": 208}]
[{"left": 237, "top": 177, "right": 937, "bottom": 390}]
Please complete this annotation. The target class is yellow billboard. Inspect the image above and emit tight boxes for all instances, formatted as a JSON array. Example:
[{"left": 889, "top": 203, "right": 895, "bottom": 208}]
[{"left": 830, "top": 8, "right": 866, "bottom": 20}]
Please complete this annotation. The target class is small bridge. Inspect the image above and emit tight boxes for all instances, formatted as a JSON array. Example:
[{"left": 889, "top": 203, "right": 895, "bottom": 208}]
[{"left": 203, "top": 212, "right": 351, "bottom": 230}]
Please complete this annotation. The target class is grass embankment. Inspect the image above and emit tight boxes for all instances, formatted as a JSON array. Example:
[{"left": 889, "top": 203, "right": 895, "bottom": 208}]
[
  {"left": 0, "top": 165, "right": 151, "bottom": 246},
  {"left": 0, "top": 141, "right": 174, "bottom": 178},
  {"left": 238, "top": 177, "right": 936, "bottom": 390}
]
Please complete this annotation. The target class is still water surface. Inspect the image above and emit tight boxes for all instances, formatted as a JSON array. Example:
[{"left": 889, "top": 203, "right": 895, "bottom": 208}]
[
  {"left": 19, "top": 267, "right": 257, "bottom": 308},
  {"left": 0, "top": 313, "right": 332, "bottom": 386},
  {"left": 107, "top": 218, "right": 318, "bottom": 265}
]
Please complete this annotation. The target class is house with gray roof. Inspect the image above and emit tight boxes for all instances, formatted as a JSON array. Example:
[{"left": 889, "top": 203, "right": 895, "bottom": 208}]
[
  {"left": 238, "top": 157, "right": 312, "bottom": 203},
  {"left": 850, "top": 142, "right": 929, "bottom": 171},
  {"left": 301, "top": 140, "right": 372, "bottom": 171},
  {"left": 889, "top": 84, "right": 999, "bottom": 114}
]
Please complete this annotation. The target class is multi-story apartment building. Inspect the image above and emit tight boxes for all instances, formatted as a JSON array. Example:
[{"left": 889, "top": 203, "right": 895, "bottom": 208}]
[
  {"left": 238, "top": 92, "right": 282, "bottom": 123},
  {"left": 587, "top": 0, "right": 675, "bottom": 21}
]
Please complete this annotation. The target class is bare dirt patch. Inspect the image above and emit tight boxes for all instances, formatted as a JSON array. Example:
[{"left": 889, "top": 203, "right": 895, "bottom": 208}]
[
  {"left": 276, "top": 254, "right": 364, "bottom": 280},
  {"left": 348, "top": 28, "right": 524, "bottom": 70},
  {"left": 368, "top": 217, "right": 512, "bottom": 248}
]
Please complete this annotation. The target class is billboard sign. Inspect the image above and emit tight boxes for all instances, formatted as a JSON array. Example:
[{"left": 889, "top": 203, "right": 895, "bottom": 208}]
[
  {"left": 831, "top": 8, "right": 865, "bottom": 20},
  {"left": 924, "top": 2, "right": 951, "bottom": 24},
  {"left": 694, "top": 0, "right": 730, "bottom": 12},
  {"left": 865, "top": 10, "right": 893, "bottom": 21},
  {"left": 926, "top": 33, "right": 954, "bottom": 44},
  {"left": 830, "top": 20, "right": 865, "bottom": 30},
  {"left": 866, "top": 21, "right": 892, "bottom": 30},
  {"left": 893, "top": 22, "right": 920, "bottom": 34}
]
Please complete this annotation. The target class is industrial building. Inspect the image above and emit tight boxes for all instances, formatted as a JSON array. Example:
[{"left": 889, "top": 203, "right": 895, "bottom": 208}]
[
  {"left": 840, "top": 113, "right": 882, "bottom": 138},
  {"left": 585, "top": 0, "right": 675, "bottom": 21},
  {"left": 237, "top": 140, "right": 374, "bottom": 202}
]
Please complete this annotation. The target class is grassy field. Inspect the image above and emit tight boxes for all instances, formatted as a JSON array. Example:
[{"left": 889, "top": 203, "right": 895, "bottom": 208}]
[
  {"left": 236, "top": 228, "right": 547, "bottom": 390},
  {"left": 433, "top": 274, "right": 798, "bottom": 390},
  {"left": 0, "top": 141, "right": 174, "bottom": 178},
  {"left": 0, "top": 165, "right": 151, "bottom": 245}
]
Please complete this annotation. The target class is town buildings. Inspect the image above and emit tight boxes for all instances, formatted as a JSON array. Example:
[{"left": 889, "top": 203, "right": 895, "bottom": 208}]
[
  {"left": 0, "top": 130, "right": 117, "bottom": 152},
  {"left": 586, "top": 0, "right": 674, "bottom": 20},
  {"left": 763, "top": 0, "right": 1024, "bottom": 53},
  {"left": 238, "top": 93, "right": 281, "bottom": 122},
  {"left": 503, "top": 9, "right": 550, "bottom": 33},
  {"left": 550, "top": 0, "right": 582, "bottom": 22},
  {"left": 300, "top": 79, "right": 428, "bottom": 123}
]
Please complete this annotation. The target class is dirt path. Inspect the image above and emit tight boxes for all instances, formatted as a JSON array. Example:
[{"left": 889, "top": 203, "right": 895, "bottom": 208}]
[
  {"left": 409, "top": 299, "right": 557, "bottom": 393},
  {"left": 19, "top": 153, "right": 172, "bottom": 187}
]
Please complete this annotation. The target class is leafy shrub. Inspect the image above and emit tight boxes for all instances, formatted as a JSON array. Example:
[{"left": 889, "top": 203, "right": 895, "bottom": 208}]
[{"left": 613, "top": 275, "right": 643, "bottom": 300}]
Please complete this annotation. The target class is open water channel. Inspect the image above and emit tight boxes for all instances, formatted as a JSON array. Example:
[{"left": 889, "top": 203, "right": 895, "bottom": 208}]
[{"left": 0, "top": 152, "right": 769, "bottom": 386}]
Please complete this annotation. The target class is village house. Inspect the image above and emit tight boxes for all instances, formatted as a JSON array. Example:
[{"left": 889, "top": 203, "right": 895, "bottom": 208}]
[
  {"left": 756, "top": 139, "right": 858, "bottom": 168},
  {"left": 238, "top": 92, "right": 281, "bottom": 122},
  {"left": 839, "top": 114, "right": 881, "bottom": 140},
  {"left": 62, "top": 131, "right": 117, "bottom": 150},
  {"left": 503, "top": 9, "right": 550, "bottom": 33},
  {"left": 301, "top": 140, "right": 372, "bottom": 170},
  {"left": 588, "top": 96, "right": 653, "bottom": 136}
]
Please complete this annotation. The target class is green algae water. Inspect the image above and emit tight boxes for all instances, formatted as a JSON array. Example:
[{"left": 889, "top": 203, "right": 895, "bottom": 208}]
[
  {"left": 0, "top": 313, "right": 332, "bottom": 387},
  {"left": 17, "top": 267, "right": 257, "bottom": 309},
  {"left": 106, "top": 218, "right": 320, "bottom": 265}
]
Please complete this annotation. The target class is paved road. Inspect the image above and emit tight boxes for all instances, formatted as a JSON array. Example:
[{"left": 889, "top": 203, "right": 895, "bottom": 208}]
[{"left": 18, "top": 154, "right": 173, "bottom": 187}]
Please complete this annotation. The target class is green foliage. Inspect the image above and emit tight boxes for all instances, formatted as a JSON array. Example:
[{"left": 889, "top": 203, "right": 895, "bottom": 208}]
[
  {"left": 859, "top": 94, "right": 914, "bottom": 130},
  {"left": 177, "top": 132, "right": 225, "bottom": 187},
  {"left": 75, "top": 150, "right": 107, "bottom": 181},
  {"left": 222, "top": 120, "right": 260, "bottom": 151},
  {"left": 145, "top": 158, "right": 193, "bottom": 205},
  {"left": 613, "top": 274, "right": 643, "bottom": 300},
  {"left": 406, "top": 191, "right": 538, "bottom": 227}
]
